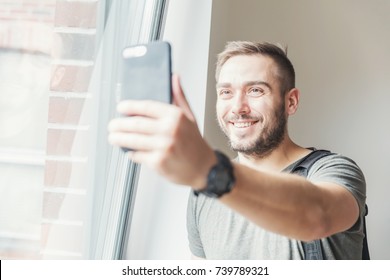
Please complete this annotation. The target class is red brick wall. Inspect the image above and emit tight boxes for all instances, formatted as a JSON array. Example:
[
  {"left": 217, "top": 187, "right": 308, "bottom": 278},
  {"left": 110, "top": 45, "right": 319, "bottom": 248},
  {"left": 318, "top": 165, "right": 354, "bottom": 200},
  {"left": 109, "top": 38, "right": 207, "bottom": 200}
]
[
  {"left": 55, "top": 1, "right": 97, "bottom": 28},
  {"left": 42, "top": 0, "right": 99, "bottom": 259},
  {"left": 0, "top": 0, "right": 55, "bottom": 53},
  {"left": 0, "top": 0, "right": 100, "bottom": 259}
]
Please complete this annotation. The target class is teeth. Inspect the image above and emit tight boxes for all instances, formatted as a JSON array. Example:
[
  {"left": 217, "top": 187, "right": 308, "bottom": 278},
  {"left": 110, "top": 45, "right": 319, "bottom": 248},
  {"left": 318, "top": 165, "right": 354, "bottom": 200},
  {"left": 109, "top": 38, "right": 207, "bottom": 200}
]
[{"left": 233, "top": 122, "right": 254, "bottom": 128}]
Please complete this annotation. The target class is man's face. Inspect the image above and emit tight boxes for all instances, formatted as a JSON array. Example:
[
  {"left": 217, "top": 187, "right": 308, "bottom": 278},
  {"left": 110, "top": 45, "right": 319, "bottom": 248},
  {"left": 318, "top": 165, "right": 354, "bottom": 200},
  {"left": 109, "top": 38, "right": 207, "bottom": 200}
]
[{"left": 216, "top": 54, "right": 287, "bottom": 157}]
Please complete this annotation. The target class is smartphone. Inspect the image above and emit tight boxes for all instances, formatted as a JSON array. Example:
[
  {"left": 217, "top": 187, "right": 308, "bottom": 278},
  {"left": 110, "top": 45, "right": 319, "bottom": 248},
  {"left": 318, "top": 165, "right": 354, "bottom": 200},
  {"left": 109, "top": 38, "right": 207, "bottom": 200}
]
[
  {"left": 120, "top": 41, "right": 172, "bottom": 104},
  {"left": 119, "top": 41, "right": 172, "bottom": 152}
]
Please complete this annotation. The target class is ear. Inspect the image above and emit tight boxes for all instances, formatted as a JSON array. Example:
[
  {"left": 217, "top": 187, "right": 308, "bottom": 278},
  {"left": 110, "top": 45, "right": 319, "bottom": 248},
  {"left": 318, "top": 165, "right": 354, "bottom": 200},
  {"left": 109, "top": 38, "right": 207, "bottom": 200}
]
[{"left": 285, "top": 88, "right": 299, "bottom": 115}]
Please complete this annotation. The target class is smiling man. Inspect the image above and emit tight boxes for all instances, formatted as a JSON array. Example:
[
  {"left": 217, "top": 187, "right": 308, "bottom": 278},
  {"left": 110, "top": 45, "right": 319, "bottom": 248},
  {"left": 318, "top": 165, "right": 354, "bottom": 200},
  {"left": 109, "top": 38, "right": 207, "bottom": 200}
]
[{"left": 108, "top": 41, "right": 366, "bottom": 259}]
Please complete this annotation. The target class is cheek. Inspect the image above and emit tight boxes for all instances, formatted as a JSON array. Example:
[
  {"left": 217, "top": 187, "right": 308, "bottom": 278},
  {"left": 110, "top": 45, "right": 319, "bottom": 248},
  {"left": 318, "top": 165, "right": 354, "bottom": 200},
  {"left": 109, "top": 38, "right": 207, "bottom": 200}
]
[
  {"left": 248, "top": 100, "right": 268, "bottom": 116},
  {"left": 216, "top": 101, "right": 228, "bottom": 119}
]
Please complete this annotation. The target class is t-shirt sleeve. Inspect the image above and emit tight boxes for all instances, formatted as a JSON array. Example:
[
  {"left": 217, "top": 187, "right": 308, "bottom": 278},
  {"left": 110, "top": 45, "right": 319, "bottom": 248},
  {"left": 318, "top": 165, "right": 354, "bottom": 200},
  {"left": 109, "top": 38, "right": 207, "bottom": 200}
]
[
  {"left": 307, "top": 154, "right": 366, "bottom": 229},
  {"left": 186, "top": 191, "right": 206, "bottom": 258}
]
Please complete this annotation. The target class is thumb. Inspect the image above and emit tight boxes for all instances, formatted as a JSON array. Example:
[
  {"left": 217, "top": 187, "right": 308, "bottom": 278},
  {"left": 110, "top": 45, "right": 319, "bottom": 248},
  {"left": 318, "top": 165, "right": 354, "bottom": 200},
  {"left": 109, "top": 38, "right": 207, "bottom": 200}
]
[{"left": 172, "top": 74, "right": 196, "bottom": 122}]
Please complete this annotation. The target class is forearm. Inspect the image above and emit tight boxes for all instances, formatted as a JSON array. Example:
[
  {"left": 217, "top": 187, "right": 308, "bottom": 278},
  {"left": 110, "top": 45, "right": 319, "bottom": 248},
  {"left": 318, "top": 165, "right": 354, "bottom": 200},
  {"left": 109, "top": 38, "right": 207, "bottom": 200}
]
[{"left": 219, "top": 163, "right": 333, "bottom": 241}]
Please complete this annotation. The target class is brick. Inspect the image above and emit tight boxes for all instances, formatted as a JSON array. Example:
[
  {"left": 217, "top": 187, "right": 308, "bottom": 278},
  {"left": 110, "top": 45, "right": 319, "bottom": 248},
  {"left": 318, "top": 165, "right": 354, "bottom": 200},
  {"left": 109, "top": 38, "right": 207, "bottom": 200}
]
[
  {"left": 54, "top": 32, "right": 96, "bottom": 60},
  {"left": 44, "top": 160, "right": 88, "bottom": 188},
  {"left": 50, "top": 65, "right": 93, "bottom": 92},
  {"left": 48, "top": 96, "right": 88, "bottom": 125},
  {"left": 46, "top": 128, "right": 89, "bottom": 157},
  {"left": 0, "top": 20, "right": 54, "bottom": 53},
  {"left": 42, "top": 192, "right": 86, "bottom": 221},
  {"left": 38, "top": 0, "right": 55, "bottom": 4},
  {"left": 42, "top": 192, "right": 65, "bottom": 219},
  {"left": 55, "top": 1, "right": 97, "bottom": 29}
]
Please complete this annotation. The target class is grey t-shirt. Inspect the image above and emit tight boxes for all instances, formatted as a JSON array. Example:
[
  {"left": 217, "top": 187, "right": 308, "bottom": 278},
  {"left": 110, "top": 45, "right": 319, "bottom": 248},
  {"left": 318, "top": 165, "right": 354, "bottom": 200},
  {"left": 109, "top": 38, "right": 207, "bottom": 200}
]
[{"left": 186, "top": 153, "right": 366, "bottom": 259}]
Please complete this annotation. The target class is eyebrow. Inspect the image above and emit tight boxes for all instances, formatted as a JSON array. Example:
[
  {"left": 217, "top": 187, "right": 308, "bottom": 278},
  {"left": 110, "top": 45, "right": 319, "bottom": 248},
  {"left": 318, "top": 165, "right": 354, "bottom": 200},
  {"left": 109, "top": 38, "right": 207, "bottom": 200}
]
[{"left": 216, "top": 80, "right": 273, "bottom": 91}]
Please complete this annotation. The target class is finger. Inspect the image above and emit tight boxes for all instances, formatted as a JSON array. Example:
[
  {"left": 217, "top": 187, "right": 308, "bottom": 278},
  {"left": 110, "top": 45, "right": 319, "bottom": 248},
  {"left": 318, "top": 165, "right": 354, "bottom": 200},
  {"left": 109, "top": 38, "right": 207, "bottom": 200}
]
[
  {"left": 127, "top": 150, "right": 156, "bottom": 167},
  {"left": 108, "top": 132, "right": 170, "bottom": 151},
  {"left": 172, "top": 74, "right": 196, "bottom": 122},
  {"left": 117, "top": 99, "right": 173, "bottom": 118},
  {"left": 127, "top": 150, "right": 168, "bottom": 178},
  {"left": 108, "top": 116, "right": 160, "bottom": 135}
]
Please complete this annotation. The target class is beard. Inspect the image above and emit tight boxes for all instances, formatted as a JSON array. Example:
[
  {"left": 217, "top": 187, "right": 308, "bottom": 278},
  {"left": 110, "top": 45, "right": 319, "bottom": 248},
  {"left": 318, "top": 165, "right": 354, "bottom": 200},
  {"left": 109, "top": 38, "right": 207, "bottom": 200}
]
[{"left": 218, "top": 101, "right": 287, "bottom": 158}]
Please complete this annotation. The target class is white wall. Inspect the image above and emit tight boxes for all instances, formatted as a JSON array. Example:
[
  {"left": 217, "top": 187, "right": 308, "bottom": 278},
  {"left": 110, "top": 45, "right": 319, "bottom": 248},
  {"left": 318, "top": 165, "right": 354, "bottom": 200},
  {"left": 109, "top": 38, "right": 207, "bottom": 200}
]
[
  {"left": 124, "top": 0, "right": 212, "bottom": 259},
  {"left": 204, "top": 0, "right": 390, "bottom": 259}
]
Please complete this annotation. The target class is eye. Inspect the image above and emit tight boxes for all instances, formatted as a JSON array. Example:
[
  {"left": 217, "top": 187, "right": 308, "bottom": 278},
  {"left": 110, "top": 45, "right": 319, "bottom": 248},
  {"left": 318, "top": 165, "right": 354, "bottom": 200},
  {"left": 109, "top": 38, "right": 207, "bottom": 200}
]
[
  {"left": 247, "top": 87, "right": 265, "bottom": 96},
  {"left": 218, "top": 89, "right": 233, "bottom": 99}
]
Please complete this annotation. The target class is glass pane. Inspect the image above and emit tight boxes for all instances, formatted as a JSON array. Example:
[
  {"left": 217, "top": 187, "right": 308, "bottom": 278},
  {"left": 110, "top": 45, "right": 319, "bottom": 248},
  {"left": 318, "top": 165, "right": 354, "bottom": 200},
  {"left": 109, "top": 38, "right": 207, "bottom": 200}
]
[
  {"left": 0, "top": 0, "right": 54, "bottom": 259},
  {"left": 89, "top": 0, "right": 168, "bottom": 259},
  {"left": 0, "top": 50, "right": 50, "bottom": 149},
  {"left": 0, "top": 0, "right": 168, "bottom": 259}
]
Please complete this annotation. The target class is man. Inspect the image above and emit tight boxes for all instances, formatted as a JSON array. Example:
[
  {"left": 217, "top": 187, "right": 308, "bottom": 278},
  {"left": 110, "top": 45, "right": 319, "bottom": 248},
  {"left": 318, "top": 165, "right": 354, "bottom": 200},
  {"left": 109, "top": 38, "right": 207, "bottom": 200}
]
[{"left": 108, "top": 41, "right": 366, "bottom": 259}]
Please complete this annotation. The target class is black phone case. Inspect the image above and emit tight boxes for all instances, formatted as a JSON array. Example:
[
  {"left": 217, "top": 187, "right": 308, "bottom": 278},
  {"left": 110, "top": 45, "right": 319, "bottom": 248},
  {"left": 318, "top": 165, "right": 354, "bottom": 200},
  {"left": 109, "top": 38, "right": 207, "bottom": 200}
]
[{"left": 121, "top": 41, "right": 172, "bottom": 104}]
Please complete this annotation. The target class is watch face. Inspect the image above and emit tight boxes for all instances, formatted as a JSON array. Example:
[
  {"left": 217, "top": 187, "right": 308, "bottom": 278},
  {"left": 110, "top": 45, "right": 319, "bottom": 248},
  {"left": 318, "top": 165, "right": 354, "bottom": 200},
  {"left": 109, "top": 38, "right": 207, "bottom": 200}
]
[
  {"left": 208, "top": 165, "right": 234, "bottom": 197},
  {"left": 201, "top": 150, "right": 235, "bottom": 198},
  {"left": 214, "top": 167, "right": 230, "bottom": 190}
]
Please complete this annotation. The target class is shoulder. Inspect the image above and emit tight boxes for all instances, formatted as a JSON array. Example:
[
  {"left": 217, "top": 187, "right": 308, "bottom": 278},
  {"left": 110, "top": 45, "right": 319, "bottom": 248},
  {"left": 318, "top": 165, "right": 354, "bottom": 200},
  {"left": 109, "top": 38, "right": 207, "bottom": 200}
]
[
  {"left": 308, "top": 152, "right": 366, "bottom": 209},
  {"left": 309, "top": 153, "right": 365, "bottom": 182}
]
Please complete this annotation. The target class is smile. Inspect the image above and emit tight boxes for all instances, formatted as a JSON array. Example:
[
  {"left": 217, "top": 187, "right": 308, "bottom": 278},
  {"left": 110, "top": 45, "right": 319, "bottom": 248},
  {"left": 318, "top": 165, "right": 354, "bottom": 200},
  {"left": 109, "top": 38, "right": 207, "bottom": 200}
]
[{"left": 231, "top": 121, "right": 258, "bottom": 128}]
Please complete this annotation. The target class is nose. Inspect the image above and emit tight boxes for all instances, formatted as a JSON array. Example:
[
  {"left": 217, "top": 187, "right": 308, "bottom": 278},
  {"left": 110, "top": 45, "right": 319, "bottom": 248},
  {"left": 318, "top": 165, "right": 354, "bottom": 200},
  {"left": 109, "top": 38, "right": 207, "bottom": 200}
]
[{"left": 231, "top": 93, "right": 250, "bottom": 115}]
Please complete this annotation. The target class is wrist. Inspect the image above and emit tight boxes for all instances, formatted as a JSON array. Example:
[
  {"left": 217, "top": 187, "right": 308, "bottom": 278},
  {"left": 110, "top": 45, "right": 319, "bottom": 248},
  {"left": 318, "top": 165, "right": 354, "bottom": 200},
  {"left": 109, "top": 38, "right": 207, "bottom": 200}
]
[
  {"left": 194, "top": 150, "right": 236, "bottom": 198},
  {"left": 191, "top": 149, "right": 218, "bottom": 191}
]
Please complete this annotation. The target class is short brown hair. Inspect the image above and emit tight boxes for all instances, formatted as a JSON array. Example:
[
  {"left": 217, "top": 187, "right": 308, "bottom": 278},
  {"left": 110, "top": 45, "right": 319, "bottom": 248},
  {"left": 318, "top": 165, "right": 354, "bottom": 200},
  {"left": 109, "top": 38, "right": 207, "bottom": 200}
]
[{"left": 215, "top": 41, "right": 295, "bottom": 95}]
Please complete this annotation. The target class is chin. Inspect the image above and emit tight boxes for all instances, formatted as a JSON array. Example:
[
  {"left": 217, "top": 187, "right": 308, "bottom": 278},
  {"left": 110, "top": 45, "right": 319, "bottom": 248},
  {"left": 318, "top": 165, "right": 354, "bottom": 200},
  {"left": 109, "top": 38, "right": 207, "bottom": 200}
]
[{"left": 229, "top": 141, "right": 257, "bottom": 153}]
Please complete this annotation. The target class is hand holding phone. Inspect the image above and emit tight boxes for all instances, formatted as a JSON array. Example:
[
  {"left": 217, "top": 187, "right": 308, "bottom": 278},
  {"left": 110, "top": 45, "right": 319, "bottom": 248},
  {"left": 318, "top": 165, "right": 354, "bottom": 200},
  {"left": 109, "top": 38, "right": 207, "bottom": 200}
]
[{"left": 119, "top": 41, "right": 172, "bottom": 152}]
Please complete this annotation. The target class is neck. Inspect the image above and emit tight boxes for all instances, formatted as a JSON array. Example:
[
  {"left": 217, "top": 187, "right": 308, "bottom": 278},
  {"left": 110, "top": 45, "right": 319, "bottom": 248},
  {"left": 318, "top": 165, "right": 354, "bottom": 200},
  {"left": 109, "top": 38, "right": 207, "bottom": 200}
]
[{"left": 237, "top": 136, "right": 310, "bottom": 172}]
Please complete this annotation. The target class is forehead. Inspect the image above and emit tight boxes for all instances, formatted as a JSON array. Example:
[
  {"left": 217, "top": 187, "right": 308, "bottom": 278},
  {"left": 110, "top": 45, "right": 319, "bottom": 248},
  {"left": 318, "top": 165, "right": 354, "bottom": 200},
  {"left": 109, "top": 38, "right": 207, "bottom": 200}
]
[{"left": 218, "top": 54, "right": 278, "bottom": 84}]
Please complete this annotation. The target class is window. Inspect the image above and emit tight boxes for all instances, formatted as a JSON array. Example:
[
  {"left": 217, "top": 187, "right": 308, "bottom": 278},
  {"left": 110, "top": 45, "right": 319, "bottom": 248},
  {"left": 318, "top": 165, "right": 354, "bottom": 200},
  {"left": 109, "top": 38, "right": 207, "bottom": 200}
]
[
  {"left": 0, "top": 0, "right": 56, "bottom": 259},
  {"left": 0, "top": 0, "right": 168, "bottom": 259}
]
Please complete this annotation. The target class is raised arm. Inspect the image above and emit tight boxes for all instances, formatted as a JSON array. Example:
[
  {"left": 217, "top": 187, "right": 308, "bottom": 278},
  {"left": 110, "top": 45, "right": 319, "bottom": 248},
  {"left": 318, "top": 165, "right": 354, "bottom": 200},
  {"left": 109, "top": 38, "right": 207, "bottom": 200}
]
[{"left": 108, "top": 75, "right": 362, "bottom": 242}]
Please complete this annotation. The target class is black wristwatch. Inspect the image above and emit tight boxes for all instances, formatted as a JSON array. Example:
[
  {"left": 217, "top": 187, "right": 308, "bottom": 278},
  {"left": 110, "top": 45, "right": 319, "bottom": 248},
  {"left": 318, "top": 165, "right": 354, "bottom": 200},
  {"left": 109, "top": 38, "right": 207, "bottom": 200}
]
[{"left": 194, "top": 150, "right": 236, "bottom": 198}]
